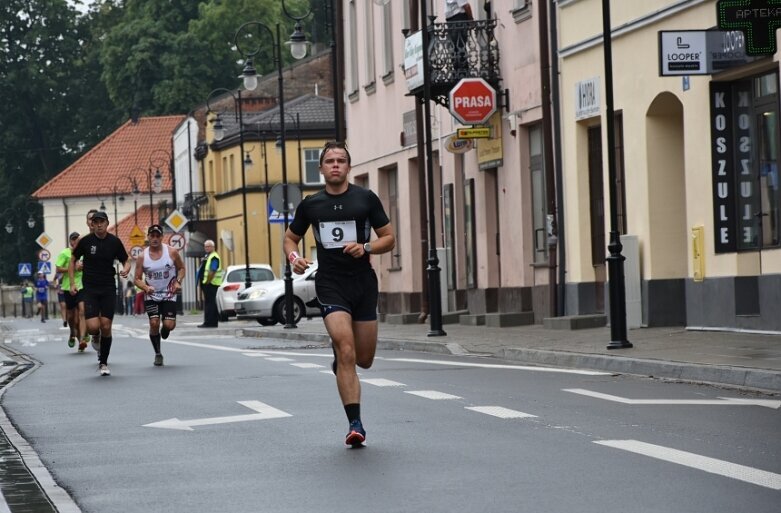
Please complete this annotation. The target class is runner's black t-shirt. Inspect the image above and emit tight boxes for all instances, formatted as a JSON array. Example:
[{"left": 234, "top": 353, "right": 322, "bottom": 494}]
[
  {"left": 72, "top": 233, "right": 128, "bottom": 289},
  {"left": 289, "top": 184, "right": 390, "bottom": 274}
]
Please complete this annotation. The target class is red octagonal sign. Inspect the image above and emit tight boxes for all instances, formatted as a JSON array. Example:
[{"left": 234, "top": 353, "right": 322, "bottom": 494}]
[{"left": 448, "top": 78, "right": 497, "bottom": 125}]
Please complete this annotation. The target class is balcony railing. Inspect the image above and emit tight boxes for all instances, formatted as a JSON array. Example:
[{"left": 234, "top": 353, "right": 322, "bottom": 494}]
[
  {"left": 182, "top": 192, "right": 216, "bottom": 222},
  {"left": 412, "top": 18, "right": 501, "bottom": 107}
]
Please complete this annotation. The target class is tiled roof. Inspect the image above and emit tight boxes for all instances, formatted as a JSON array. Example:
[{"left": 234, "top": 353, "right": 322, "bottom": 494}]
[
  {"left": 33, "top": 116, "right": 186, "bottom": 199},
  {"left": 243, "top": 94, "right": 335, "bottom": 133}
]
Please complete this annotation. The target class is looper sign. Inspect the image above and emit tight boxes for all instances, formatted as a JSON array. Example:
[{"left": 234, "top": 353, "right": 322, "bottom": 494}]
[{"left": 448, "top": 78, "right": 497, "bottom": 125}]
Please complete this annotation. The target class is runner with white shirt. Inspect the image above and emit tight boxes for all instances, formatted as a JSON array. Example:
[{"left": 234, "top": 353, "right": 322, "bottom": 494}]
[{"left": 133, "top": 224, "right": 185, "bottom": 366}]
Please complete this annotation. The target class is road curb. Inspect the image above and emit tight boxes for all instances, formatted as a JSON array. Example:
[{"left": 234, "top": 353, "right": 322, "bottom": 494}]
[{"left": 238, "top": 328, "right": 781, "bottom": 394}]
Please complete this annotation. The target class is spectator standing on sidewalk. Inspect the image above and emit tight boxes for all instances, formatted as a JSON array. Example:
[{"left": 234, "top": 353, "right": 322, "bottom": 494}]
[
  {"left": 284, "top": 141, "right": 395, "bottom": 447},
  {"left": 69, "top": 210, "right": 130, "bottom": 377},
  {"left": 134, "top": 224, "right": 185, "bottom": 366},
  {"left": 21, "top": 282, "right": 33, "bottom": 318},
  {"left": 198, "top": 239, "right": 222, "bottom": 328}
]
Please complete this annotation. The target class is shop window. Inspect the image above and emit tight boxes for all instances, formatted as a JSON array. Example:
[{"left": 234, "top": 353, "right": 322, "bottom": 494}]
[{"left": 710, "top": 71, "right": 780, "bottom": 252}]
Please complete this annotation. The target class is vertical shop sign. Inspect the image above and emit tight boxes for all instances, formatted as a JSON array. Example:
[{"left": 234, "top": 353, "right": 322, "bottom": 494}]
[
  {"left": 710, "top": 82, "right": 737, "bottom": 252},
  {"left": 733, "top": 80, "right": 760, "bottom": 250}
]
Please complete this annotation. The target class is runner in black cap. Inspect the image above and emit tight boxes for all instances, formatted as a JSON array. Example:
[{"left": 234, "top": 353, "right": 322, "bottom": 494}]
[{"left": 69, "top": 210, "right": 130, "bottom": 376}]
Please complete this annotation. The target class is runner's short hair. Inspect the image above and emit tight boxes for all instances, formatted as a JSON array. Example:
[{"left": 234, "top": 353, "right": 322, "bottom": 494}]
[{"left": 319, "top": 141, "right": 351, "bottom": 166}]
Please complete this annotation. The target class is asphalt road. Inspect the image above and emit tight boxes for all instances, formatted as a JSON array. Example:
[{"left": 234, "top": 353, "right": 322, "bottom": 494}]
[{"left": 1, "top": 316, "right": 779, "bottom": 513}]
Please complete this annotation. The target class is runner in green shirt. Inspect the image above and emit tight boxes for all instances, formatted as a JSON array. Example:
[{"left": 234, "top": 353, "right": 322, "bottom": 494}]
[{"left": 56, "top": 232, "right": 87, "bottom": 351}]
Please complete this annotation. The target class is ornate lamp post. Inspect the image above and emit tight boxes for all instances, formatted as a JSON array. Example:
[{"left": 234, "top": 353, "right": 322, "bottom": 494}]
[
  {"left": 206, "top": 87, "right": 252, "bottom": 291},
  {"left": 235, "top": 5, "right": 311, "bottom": 328}
]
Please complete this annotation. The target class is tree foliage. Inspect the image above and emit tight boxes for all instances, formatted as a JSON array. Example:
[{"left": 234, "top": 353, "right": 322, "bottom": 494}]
[{"left": 0, "top": 0, "right": 323, "bottom": 282}]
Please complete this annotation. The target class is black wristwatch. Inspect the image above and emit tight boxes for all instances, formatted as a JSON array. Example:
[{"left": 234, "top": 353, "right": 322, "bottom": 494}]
[{"left": 363, "top": 242, "right": 372, "bottom": 254}]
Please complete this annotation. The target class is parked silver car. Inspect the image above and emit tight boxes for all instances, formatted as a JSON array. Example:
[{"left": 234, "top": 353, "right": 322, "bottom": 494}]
[
  {"left": 234, "top": 262, "right": 319, "bottom": 325},
  {"left": 216, "top": 264, "right": 276, "bottom": 321}
]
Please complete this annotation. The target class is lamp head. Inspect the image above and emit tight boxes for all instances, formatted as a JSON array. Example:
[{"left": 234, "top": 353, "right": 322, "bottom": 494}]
[
  {"left": 5, "top": 221, "right": 12, "bottom": 234},
  {"left": 212, "top": 114, "right": 225, "bottom": 141},
  {"left": 241, "top": 59, "right": 258, "bottom": 91},
  {"left": 153, "top": 169, "right": 163, "bottom": 194},
  {"left": 286, "top": 21, "right": 309, "bottom": 60}
]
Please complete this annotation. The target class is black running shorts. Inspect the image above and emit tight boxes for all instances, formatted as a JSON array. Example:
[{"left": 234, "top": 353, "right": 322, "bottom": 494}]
[
  {"left": 144, "top": 300, "right": 177, "bottom": 321},
  {"left": 64, "top": 290, "right": 82, "bottom": 310},
  {"left": 315, "top": 269, "right": 378, "bottom": 321},
  {"left": 82, "top": 287, "right": 117, "bottom": 320}
]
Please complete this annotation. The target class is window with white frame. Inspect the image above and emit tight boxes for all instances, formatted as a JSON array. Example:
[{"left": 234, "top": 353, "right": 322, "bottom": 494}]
[
  {"left": 303, "top": 148, "right": 323, "bottom": 184},
  {"left": 364, "top": 0, "right": 376, "bottom": 89},
  {"left": 530, "top": 124, "right": 548, "bottom": 264},
  {"left": 381, "top": 2, "right": 394, "bottom": 80},
  {"left": 348, "top": 1, "right": 359, "bottom": 96}
]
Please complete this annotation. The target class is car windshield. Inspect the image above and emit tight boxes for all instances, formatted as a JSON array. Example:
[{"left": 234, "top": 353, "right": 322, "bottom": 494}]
[{"left": 226, "top": 268, "right": 275, "bottom": 283}]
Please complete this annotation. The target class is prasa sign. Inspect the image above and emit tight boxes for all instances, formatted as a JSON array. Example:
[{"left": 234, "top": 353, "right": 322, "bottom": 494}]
[{"left": 448, "top": 78, "right": 497, "bottom": 125}]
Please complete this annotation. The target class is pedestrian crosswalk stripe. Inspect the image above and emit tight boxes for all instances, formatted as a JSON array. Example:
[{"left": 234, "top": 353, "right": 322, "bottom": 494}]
[
  {"left": 405, "top": 390, "right": 462, "bottom": 400},
  {"left": 594, "top": 440, "right": 781, "bottom": 490},
  {"left": 361, "top": 378, "right": 406, "bottom": 387},
  {"left": 290, "top": 363, "right": 324, "bottom": 369},
  {"left": 465, "top": 406, "right": 537, "bottom": 419},
  {"left": 265, "top": 357, "right": 294, "bottom": 362}
]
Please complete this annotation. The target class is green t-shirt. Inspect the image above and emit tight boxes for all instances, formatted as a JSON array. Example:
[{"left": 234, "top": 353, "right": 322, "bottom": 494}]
[{"left": 56, "top": 247, "right": 83, "bottom": 291}]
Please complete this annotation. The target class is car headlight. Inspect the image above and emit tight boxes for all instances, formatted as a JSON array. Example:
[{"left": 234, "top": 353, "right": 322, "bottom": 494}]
[{"left": 247, "top": 289, "right": 268, "bottom": 300}]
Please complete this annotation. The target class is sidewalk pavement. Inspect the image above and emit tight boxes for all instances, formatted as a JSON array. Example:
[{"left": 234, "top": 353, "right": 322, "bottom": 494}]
[{"left": 212, "top": 316, "right": 781, "bottom": 394}]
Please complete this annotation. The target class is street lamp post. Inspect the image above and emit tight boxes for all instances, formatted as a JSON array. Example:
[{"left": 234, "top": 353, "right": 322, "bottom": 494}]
[
  {"left": 206, "top": 87, "right": 252, "bottom": 291},
  {"left": 118, "top": 174, "right": 141, "bottom": 226},
  {"left": 601, "top": 0, "right": 631, "bottom": 349},
  {"left": 419, "top": 2, "right": 446, "bottom": 336},
  {"left": 235, "top": 8, "right": 310, "bottom": 328}
]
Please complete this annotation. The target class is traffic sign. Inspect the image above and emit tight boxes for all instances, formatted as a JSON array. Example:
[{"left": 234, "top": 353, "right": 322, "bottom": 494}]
[
  {"left": 35, "top": 232, "right": 53, "bottom": 248},
  {"left": 717, "top": 0, "right": 781, "bottom": 55},
  {"left": 129, "top": 225, "right": 146, "bottom": 247},
  {"left": 169, "top": 233, "right": 185, "bottom": 250},
  {"left": 18, "top": 263, "right": 32, "bottom": 277},
  {"left": 164, "top": 209, "right": 188, "bottom": 233},
  {"left": 130, "top": 245, "right": 144, "bottom": 259},
  {"left": 449, "top": 78, "right": 497, "bottom": 125},
  {"left": 268, "top": 205, "right": 293, "bottom": 224},
  {"left": 37, "top": 261, "right": 52, "bottom": 274},
  {"left": 38, "top": 249, "right": 51, "bottom": 262}
]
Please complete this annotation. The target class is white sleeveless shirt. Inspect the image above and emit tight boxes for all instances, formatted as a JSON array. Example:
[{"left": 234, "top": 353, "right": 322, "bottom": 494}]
[{"left": 142, "top": 245, "right": 176, "bottom": 302}]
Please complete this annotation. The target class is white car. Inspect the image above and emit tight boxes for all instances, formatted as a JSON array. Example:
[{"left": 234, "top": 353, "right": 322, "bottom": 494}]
[
  {"left": 216, "top": 264, "right": 276, "bottom": 321},
  {"left": 234, "top": 262, "right": 319, "bottom": 325}
]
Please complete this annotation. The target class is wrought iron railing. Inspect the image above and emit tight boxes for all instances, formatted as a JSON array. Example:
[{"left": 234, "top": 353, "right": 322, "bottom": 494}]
[
  {"left": 182, "top": 192, "right": 216, "bottom": 221},
  {"left": 423, "top": 18, "right": 501, "bottom": 107}
]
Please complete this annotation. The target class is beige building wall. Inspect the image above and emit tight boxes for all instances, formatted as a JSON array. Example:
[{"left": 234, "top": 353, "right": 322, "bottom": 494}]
[{"left": 558, "top": 0, "right": 781, "bottom": 329}]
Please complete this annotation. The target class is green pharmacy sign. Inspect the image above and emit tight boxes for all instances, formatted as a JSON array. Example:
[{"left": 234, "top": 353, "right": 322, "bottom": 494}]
[{"left": 718, "top": 0, "right": 781, "bottom": 55}]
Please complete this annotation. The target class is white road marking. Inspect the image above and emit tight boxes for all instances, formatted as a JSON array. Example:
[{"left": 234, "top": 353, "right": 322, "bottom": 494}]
[
  {"left": 290, "top": 362, "right": 324, "bottom": 369},
  {"left": 266, "top": 357, "right": 293, "bottom": 362},
  {"left": 564, "top": 388, "right": 781, "bottom": 409},
  {"left": 361, "top": 378, "right": 406, "bottom": 387},
  {"left": 465, "top": 406, "right": 537, "bottom": 419},
  {"left": 595, "top": 440, "right": 781, "bottom": 490},
  {"left": 390, "top": 358, "right": 609, "bottom": 375},
  {"left": 241, "top": 352, "right": 271, "bottom": 357},
  {"left": 143, "top": 400, "right": 291, "bottom": 431},
  {"left": 405, "top": 390, "right": 462, "bottom": 400}
]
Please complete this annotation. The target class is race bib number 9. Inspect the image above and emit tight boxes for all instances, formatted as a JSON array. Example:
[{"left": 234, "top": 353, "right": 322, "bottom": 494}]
[{"left": 320, "top": 220, "right": 357, "bottom": 249}]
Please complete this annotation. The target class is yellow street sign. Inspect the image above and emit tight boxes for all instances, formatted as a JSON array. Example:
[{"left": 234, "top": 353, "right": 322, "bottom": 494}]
[
  {"left": 457, "top": 127, "right": 491, "bottom": 139},
  {"left": 129, "top": 225, "right": 146, "bottom": 246},
  {"left": 164, "top": 209, "right": 188, "bottom": 233},
  {"left": 35, "top": 232, "right": 53, "bottom": 248}
]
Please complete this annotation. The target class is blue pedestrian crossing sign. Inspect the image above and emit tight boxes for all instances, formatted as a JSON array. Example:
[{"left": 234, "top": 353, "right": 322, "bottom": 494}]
[
  {"left": 37, "top": 261, "right": 52, "bottom": 274},
  {"left": 268, "top": 204, "right": 293, "bottom": 224},
  {"left": 18, "top": 263, "right": 32, "bottom": 277}
]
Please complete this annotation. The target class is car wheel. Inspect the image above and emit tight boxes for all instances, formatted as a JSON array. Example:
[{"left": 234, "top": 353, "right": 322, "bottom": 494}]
[
  {"left": 256, "top": 318, "right": 277, "bottom": 326},
  {"left": 218, "top": 309, "right": 229, "bottom": 322},
  {"left": 273, "top": 297, "right": 304, "bottom": 325}
]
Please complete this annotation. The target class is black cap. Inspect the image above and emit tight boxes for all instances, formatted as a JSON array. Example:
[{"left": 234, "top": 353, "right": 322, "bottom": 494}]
[
  {"left": 69, "top": 232, "right": 80, "bottom": 240},
  {"left": 147, "top": 224, "right": 164, "bottom": 235},
  {"left": 91, "top": 211, "right": 109, "bottom": 222}
]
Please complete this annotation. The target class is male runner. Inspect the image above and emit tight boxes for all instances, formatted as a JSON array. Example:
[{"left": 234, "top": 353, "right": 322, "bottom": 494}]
[
  {"left": 55, "top": 232, "right": 87, "bottom": 350},
  {"left": 69, "top": 210, "right": 130, "bottom": 376},
  {"left": 134, "top": 224, "right": 185, "bottom": 366},
  {"left": 284, "top": 141, "right": 395, "bottom": 447}
]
